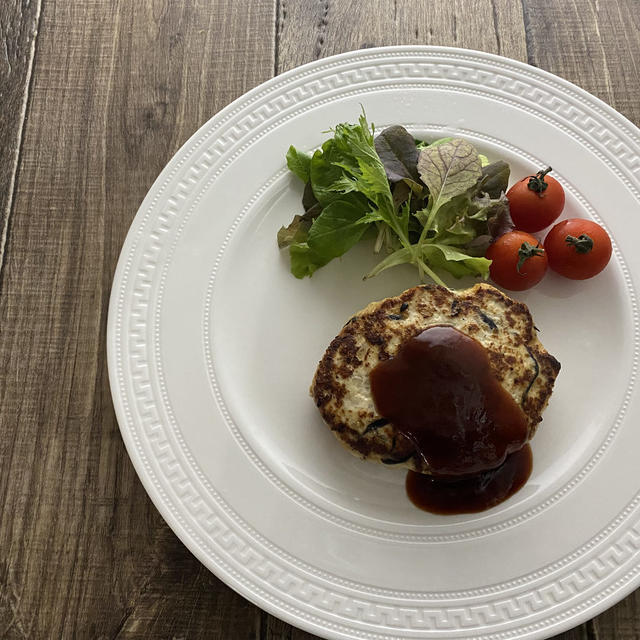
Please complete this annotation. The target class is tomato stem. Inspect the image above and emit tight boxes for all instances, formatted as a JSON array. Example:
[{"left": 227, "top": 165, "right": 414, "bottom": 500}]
[
  {"left": 565, "top": 233, "right": 594, "bottom": 254},
  {"left": 527, "top": 167, "right": 552, "bottom": 195},
  {"left": 517, "top": 242, "right": 545, "bottom": 273}
]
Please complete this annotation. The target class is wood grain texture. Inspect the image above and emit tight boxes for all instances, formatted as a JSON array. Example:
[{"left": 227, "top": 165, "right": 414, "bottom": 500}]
[
  {"left": 522, "top": 0, "right": 640, "bottom": 126},
  {"left": 261, "top": 613, "right": 322, "bottom": 640},
  {"left": 0, "top": 0, "right": 41, "bottom": 274},
  {"left": 1, "top": 0, "right": 639, "bottom": 639},
  {"left": 549, "top": 628, "right": 591, "bottom": 640},
  {"left": 276, "top": 0, "right": 527, "bottom": 73},
  {"left": 0, "top": 0, "right": 274, "bottom": 638}
]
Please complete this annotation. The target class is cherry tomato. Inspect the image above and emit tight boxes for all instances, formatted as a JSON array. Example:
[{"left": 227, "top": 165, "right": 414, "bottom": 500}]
[
  {"left": 486, "top": 231, "right": 548, "bottom": 291},
  {"left": 507, "top": 167, "right": 565, "bottom": 233},
  {"left": 543, "top": 218, "right": 612, "bottom": 280}
]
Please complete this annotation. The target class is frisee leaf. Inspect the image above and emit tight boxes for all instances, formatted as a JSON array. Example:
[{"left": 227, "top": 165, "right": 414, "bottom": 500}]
[
  {"left": 325, "top": 113, "right": 409, "bottom": 247},
  {"left": 279, "top": 114, "right": 511, "bottom": 286}
]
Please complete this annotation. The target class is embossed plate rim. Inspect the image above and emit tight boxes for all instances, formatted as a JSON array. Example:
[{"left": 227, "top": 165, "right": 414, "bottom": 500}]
[{"left": 108, "top": 46, "right": 640, "bottom": 640}]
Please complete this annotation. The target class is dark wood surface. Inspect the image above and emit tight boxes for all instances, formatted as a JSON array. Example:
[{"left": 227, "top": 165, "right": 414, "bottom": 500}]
[{"left": 1, "top": 1, "right": 639, "bottom": 638}]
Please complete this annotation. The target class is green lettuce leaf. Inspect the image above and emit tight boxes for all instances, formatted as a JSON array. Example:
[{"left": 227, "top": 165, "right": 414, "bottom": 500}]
[
  {"left": 429, "top": 191, "right": 511, "bottom": 253},
  {"left": 288, "top": 242, "right": 331, "bottom": 278},
  {"left": 366, "top": 246, "right": 413, "bottom": 278},
  {"left": 307, "top": 200, "right": 370, "bottom": 259},
  {"left": 421, "top": 243, "right": 491, "bottom": 279},
  {"left": 277, "top": 215, "right": 311, "bottom": 249},
  {"left": 279, "top": 115, "right": 512, "bottom": 286},
  {"left": 286, "top": 146, "right": 312, "bottom": 183},
  {"left": 309, "top": 144, "right": 349, "bottom": 205},
  {"left": 428, "top": 137, "right": 454, "bottom": 147}
]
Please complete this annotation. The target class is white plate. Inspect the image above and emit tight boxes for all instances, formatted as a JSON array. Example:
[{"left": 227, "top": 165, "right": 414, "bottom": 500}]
[{"left": 107, "top": 46, "right": 640, "bottom": 639}]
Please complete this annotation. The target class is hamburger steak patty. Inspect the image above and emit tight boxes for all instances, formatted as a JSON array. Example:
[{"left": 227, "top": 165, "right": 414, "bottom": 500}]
[{"left": 310, "top": 283, "right": 561, "bottom": 474}]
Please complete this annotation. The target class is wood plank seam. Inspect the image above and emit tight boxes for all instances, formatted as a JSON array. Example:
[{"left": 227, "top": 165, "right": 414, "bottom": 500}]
[
  {"left": 519, "top": 0, "right": 535, "bottom": 66},
  {"left": 490, "top": 0, "right": 503, "bottom": 55},
  {"left": 274, "top": 0, "right": 282, "bottom": 76},
  {"left": 0, "top": 0, "right": 43, "bottom": 292}
]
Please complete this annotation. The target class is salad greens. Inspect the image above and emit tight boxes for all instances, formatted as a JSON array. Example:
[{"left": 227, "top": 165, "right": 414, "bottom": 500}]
[{"left": 277, "top": 112, "right": 512, "bottom": 286}]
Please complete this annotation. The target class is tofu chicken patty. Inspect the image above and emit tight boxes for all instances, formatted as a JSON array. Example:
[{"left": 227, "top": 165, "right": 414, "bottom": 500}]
[{"left": 311, "top": 283, "right": 560, "bottom": 474}]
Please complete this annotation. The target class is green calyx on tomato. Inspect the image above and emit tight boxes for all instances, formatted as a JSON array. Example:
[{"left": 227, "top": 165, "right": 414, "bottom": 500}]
[
  {"left": 544, "top": 218, "right": 612, "bottom": 280},
  {"left": 517, "top": 242, "right": 545, "bottom": 272},
  {"left": 486, "top": 230, "right": 548, "bottom": 291},
  {"left": 527, "top": 167, "right": 552, "bottom": 195},
  {"left": 507, "top": 167, "right": 564, "bottom": 233},
  {"left": 565, "top": 233, "right": 594, "bottom": 254}
]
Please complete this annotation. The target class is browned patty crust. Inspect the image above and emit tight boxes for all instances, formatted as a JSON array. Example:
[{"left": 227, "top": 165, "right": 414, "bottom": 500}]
[{"left": 311, "top": 283, "right": 561, "bottom": 473}]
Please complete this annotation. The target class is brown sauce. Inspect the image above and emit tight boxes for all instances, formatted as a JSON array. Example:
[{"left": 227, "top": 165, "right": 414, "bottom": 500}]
[
  {"left": 406, "top": 445, "right": 532, "bottom": 514},
  {"left": 369, "top": 325, "right": 532, "bottom": 514}
]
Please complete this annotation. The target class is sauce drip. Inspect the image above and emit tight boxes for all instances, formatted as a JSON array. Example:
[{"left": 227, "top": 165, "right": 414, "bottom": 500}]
[
  {"left": 369, "top": 325, "right": 533, "bottom": 513},
  {"left": 406, "top": 445, "right": 532, "bottom": 514},
  {"left": 370, "top": 325, "right": 529, "bottom": 476}
]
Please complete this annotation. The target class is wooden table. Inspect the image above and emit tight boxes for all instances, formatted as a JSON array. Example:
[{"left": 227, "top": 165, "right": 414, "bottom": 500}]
[{"left": 1, "top": 1, "right": 639, "bottom": 638}]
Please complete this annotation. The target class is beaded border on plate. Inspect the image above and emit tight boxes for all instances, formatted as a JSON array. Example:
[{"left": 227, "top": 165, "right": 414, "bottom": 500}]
[
  {"left": 113, "top": 49, "right": 640, "bottom": 638},
  {"left": 201, "top": 119, "right": 634, "bottom": 543}
]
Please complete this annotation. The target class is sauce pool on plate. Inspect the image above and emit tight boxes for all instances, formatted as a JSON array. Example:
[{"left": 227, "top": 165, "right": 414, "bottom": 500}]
[{"left": 406, "top": 445, "right": 532, "bottom": 514}]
